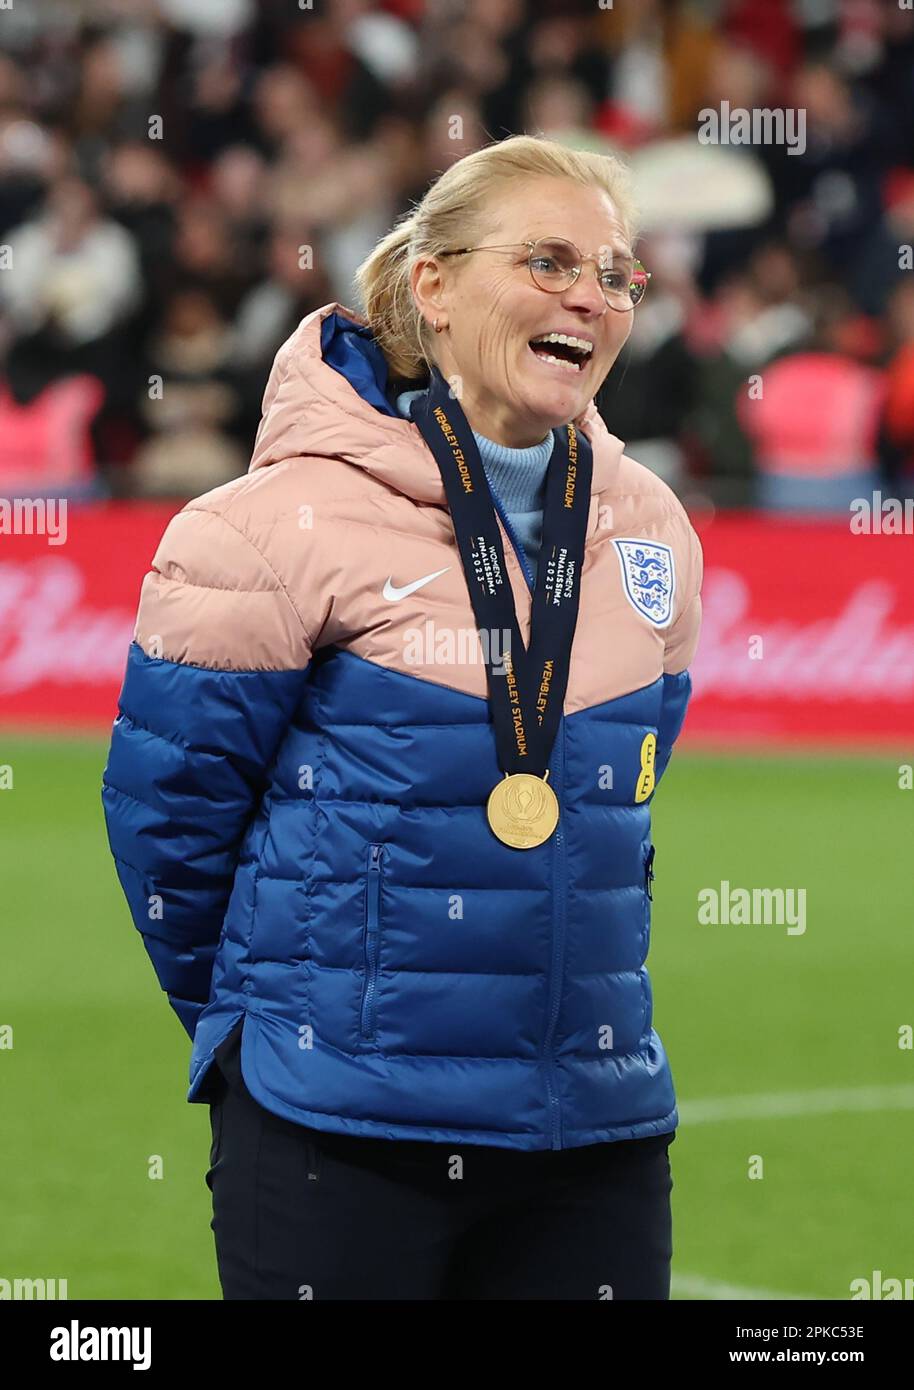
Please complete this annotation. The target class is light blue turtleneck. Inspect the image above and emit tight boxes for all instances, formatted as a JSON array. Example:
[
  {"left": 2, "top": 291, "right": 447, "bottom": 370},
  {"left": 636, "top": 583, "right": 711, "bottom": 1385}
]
[{"left": 396, "top": 388, "right": 553, "bottom": 584}]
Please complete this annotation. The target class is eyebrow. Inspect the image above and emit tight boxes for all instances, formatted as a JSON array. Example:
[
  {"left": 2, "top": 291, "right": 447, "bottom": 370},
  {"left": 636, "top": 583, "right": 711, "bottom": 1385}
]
[{"left": 526, "top": 236, "right": 634, "bottom": 261}]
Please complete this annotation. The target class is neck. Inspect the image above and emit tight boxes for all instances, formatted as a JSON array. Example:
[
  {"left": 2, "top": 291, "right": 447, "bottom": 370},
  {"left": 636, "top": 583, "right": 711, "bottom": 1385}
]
[
  {"left": 461, "top": 399, "right": 551, "bottom": 449},
  {"left": 432, "top": 368, "right": 552, "bottom": 447},
  {"left": 473, "top": 422, "right": 549, "bottom": 448}
]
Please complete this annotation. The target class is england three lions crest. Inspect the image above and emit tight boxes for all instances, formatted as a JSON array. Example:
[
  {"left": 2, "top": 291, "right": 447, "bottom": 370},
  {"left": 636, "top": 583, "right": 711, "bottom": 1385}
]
[{"left": 612, "top": 539, "right": 676, "bottom": 627}]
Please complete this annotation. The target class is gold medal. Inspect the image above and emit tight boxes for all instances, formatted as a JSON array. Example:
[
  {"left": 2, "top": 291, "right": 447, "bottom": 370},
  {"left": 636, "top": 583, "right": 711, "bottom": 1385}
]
[{"left": 486, "top": 772, "right": 559, "bottom": 849}]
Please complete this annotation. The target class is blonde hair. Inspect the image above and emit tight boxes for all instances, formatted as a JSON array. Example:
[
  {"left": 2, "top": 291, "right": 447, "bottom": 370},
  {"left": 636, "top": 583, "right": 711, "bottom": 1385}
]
[{"left": 354, "top": 133, "right": 639, "bottom": 385}]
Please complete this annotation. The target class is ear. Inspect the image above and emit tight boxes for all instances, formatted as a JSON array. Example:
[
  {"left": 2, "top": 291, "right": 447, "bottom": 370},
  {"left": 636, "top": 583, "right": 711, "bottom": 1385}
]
[{"left": 411, "top": 256, "right": 448, "bottom": 330}]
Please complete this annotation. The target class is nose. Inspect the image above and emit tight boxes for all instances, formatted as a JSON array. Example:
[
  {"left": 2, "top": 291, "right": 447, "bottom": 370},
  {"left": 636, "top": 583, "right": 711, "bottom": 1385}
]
[{"left": 561, "top": 258, "right": 609, "bottom": 316}]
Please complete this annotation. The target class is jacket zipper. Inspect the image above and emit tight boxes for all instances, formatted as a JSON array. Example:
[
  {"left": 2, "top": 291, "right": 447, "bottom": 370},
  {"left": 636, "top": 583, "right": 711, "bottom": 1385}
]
[
  {"left": 541, "top": 716, "right": 567, "bottom": 1149},
  {"left": 645, "top": 844, "right": 655, "bottom": 900},
  {"left": 360, "top": 843, "right": 385, "bottom": 1039}
]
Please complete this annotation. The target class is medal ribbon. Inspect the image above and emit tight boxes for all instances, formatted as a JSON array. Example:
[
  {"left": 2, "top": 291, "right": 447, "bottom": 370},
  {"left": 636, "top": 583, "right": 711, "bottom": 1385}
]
[{"left": 409, "top": 366, "right": 593, "bottom": 779}]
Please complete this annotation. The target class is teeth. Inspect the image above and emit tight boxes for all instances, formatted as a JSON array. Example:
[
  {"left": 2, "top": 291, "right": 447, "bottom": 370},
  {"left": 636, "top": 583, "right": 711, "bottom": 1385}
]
[
  {"left": 531, "top": 332, "right": 593, "bottom": 354},
  {"left": 534, "top": 351, "right": 581, "bottom": 372}
]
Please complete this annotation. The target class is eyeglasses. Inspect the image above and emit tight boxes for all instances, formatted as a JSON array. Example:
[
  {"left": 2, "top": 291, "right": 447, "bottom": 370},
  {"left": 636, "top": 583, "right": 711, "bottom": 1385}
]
[{"left": 438, "top": 236, "right": 650, "bottom": 311}]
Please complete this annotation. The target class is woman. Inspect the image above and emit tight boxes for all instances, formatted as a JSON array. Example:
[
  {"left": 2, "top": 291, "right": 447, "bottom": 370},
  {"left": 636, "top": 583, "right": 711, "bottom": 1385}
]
[{"left": 102, "top": 134, "right": 703, "bottom": 1300}]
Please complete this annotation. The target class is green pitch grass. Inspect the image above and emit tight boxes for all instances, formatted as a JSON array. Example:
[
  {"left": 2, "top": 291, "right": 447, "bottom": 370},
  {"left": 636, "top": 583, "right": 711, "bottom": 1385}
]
[{"left": 2, "top": 735, "right": 912, "bottom": 1300}]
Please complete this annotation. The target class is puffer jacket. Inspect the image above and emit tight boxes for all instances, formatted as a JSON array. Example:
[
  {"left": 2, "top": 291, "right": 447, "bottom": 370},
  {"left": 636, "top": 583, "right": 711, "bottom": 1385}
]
[{"left": 101, "top": 301, "right": 703, "bottom": 1152}]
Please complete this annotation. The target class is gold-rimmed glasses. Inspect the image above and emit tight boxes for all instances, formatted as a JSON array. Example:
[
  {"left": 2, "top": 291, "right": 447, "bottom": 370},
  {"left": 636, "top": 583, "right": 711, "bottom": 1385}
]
[{"left": 438, "top": 236, "right": 650, "bottom": 311}]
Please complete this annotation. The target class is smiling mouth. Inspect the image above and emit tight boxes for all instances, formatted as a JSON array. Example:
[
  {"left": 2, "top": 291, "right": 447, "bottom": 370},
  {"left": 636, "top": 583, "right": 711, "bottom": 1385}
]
[{"left": 528, "top": 334, "right": 592, "bottom": 373}]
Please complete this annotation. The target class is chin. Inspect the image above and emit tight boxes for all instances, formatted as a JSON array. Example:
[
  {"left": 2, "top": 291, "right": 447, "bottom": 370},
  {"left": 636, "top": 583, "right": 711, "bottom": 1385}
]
[{"left": 520, "top": 383, "right": 589, "bottom": 431}]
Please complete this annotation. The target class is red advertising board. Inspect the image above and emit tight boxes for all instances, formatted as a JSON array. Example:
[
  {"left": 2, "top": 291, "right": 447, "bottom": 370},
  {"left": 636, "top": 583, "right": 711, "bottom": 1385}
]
[
  {"left": 0, "top": 502, "right": 174, "bottom": 731},
  {"left": 687, "top": 513, "right": 914, "bottom": 746},
  {"left": 1, "top": 503, "right": 912, "bottom": 746}
]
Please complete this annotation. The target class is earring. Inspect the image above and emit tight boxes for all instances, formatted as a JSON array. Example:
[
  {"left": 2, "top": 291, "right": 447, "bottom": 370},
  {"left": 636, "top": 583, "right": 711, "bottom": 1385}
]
[{"left": 434, "top": 318, "right": 444, "bottom": 333}]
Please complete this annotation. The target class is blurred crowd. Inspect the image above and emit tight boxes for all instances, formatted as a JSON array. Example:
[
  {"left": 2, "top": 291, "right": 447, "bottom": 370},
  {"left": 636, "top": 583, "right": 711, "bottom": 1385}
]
[{"left": 1, "top": 0, "right": 913, "bottom": 510}]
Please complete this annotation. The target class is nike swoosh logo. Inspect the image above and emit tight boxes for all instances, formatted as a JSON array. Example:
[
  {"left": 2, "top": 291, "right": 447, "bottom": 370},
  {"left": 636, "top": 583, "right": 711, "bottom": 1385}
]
[{"left": 382, "top": 567, "right": 451, "bottom": 602}]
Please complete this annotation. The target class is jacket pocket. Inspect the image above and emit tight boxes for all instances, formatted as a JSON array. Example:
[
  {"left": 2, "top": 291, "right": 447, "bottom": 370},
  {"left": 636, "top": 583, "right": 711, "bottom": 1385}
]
[
  {"left": 643, "top": 844, "right": 655, "bottom": 940},
  {"left": 359, "top": 843, "right": 386, "bottom": 1040}
]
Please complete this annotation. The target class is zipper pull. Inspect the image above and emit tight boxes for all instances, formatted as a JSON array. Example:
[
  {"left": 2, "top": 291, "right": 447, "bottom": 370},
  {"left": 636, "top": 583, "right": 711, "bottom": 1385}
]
[
  {"left": 645, "top": 845, "right": 655, "bottom": 900},
  {"left": 369, "top": 843, "right": 384, "bottom": 871}
]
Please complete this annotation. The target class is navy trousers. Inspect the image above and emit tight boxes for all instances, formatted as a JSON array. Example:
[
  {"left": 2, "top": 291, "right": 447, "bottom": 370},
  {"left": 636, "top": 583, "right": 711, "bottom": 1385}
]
[{"left": 204, "top": 1021, "right": 675, "bottom": 1300}]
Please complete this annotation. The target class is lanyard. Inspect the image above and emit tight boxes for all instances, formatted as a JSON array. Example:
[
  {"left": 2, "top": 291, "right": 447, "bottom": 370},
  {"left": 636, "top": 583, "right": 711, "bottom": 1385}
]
[{"left": 409, "top": 367, "right": 592, "bottom": 844}]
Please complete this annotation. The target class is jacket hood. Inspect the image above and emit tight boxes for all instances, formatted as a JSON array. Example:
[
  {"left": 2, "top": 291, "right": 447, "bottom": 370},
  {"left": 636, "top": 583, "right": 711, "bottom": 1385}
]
[{"left": 248, "top": 301, "right": 625, "bottom": 505}]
